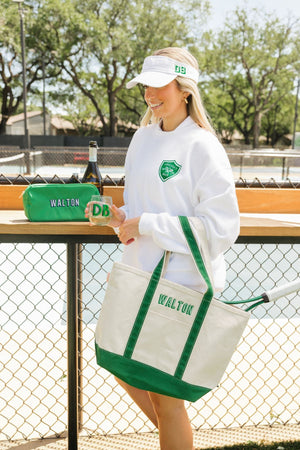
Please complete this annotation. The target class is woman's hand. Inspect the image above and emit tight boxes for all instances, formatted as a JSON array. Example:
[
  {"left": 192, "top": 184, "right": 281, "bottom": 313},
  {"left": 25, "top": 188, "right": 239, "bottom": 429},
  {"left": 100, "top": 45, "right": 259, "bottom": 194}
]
[
  {"left": 108, "top": 204, "right": 126, "bottom": 228},
  {"left": 84, "top": 202, "right": 92, "bottom": 224},
  {"left": 118, "top": 217, "right": 141, "bottom": 245}
]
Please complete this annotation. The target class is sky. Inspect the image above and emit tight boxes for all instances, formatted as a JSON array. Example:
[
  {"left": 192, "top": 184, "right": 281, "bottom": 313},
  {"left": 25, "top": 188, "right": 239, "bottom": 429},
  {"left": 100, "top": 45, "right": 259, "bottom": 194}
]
[{"left": 207, "top": 0, "right": 300, "bottom": 29}]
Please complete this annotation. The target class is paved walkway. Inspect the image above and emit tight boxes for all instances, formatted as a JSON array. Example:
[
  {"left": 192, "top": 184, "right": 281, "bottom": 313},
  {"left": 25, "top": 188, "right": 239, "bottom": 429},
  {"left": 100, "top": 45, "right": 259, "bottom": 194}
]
[{"left": 0, "top": 424, "right": 299, "bottom": 449}]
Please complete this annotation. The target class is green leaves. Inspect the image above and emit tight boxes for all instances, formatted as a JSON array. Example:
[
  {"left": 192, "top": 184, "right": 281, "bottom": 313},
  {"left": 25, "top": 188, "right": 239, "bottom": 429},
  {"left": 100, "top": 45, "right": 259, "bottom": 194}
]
[
  {"left": 198, "top": 5, "right": 300, "bottom": 147},
  {"left": 1, "top": 0, "right": 298, "bottom": 140},
  {"left": 45, "top": 0, "right": 203, "bottom": 135}
]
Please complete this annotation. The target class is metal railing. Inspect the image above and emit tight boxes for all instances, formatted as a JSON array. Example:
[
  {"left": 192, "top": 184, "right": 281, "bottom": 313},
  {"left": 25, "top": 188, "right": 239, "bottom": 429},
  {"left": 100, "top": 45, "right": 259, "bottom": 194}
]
[{"left": 226, "top": 148, "right": 300, "bottom": 179}]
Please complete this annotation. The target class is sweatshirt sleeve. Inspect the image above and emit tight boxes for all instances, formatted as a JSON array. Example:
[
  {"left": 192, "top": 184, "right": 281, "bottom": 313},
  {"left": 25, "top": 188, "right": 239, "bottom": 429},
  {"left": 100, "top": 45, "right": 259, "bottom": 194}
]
[
  {"left": 139, "top": 143, "right": 240, "bottom": 260},
  {"left": 192, "top": 166, "right": 240, "bottom": 259},
  {"left": 118, "top": 137, "right": 133, "bottom": 221}
]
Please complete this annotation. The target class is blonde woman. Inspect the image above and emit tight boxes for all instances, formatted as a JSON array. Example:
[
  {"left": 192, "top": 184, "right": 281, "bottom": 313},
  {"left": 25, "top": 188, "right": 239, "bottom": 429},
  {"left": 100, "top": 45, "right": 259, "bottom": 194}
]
[{"left": 99, "top": 47, "right": 239, "bottom": 450}]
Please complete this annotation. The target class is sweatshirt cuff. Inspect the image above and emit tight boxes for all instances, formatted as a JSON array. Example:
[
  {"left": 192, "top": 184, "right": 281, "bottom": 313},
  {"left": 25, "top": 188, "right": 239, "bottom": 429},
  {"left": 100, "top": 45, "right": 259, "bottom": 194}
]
[
  {"left": 119, "top": 205, "right": 128, "bottom": 221},
  {"left": 139, "top": 212, "right": 157, "bottom": 236}
]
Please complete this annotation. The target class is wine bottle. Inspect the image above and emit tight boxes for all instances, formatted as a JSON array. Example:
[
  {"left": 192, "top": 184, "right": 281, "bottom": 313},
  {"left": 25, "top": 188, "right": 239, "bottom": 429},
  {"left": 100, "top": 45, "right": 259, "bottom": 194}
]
[{"left": 81, "top": 140, "right": 103, "bottom": 194}]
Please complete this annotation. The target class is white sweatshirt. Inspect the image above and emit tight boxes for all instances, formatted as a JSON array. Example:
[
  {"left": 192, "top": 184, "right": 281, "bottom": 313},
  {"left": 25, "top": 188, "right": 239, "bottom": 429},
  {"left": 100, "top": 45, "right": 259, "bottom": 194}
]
[{"left": 120, "top": 116, "right": 240, "bottom": 292}]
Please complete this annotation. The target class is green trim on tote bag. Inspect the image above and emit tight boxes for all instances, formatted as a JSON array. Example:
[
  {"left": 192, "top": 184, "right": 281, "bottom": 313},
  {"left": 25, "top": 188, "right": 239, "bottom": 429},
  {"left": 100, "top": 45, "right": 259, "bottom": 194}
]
[
  {"left": 96, "top": 345, "right": 211, "bottom": 402},
  {"left": 174, "top": 216, "right": 214, "bottom": 378},
  {"left": 123, "top": 216, "right": 214, "bottom": 379},
  {"left": 124, "top": 253, "right": 165, "bottom": 358},
  {"left": 95, "top": 216, "right": 252, "bottom": 401}
]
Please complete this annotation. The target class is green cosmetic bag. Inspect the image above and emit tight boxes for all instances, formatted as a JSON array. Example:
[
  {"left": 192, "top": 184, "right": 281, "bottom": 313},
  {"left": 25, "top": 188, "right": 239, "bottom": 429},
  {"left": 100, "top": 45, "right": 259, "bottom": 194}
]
[{"left": 22, "top": 183, "right": 99, "bottom": 222}]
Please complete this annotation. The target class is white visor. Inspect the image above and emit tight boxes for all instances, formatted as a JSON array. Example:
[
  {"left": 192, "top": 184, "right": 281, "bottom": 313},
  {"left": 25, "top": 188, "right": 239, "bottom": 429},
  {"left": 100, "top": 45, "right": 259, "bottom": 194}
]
[{"left": 126, "top": 55, "right": 199, "bottom": 89}]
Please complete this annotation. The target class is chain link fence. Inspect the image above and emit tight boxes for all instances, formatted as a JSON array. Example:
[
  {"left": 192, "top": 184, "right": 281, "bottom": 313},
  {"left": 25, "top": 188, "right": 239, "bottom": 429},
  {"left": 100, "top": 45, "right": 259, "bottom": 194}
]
[
  {"left": 0, "top": 147, "right": 127, "bottom": 177},
  {"left": 1, "top": 145, "right": 300, "bottom": 180},
  {"left": 0, "top": 149, "right": 299, "bottom": 443},
  {"left": 1, "top": 238, "right": 299, "bottom": 441}
]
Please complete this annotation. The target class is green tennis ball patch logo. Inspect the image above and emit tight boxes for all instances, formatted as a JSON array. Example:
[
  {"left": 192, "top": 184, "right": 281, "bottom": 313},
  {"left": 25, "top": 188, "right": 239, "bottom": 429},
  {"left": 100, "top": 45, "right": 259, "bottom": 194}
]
[{"left": 159, "top": 160, "right": 182, "bottom": 182}]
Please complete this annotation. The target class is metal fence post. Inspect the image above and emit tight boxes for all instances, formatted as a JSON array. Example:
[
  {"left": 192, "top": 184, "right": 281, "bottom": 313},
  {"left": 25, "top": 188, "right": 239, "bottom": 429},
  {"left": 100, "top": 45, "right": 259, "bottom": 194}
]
[{"left": 67, "top": 242, "right": 78, "bottom": 450}]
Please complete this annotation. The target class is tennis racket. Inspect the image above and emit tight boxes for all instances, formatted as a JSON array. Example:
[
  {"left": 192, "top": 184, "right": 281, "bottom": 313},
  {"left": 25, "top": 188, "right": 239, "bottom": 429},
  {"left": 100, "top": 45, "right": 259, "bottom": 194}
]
[{"left": 222, "top": 278, "right": 300, "bottom": 312}]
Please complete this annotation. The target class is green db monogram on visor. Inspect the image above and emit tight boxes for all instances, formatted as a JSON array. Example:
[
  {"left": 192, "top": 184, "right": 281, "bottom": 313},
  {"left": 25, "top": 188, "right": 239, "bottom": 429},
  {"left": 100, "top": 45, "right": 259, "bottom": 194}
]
[{"left": 126, "top": 55, "right": 199, "bottom": 89}]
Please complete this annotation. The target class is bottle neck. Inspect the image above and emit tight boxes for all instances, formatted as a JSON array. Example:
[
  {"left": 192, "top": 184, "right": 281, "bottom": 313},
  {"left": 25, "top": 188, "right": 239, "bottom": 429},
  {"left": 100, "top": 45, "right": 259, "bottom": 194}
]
[{"left": 89, "top": 146, "right": 97, "bottom": 162}]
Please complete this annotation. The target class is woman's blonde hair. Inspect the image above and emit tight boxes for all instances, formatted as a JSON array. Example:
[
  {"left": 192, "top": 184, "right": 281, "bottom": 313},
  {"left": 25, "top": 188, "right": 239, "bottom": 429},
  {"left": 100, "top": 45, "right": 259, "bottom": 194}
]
[{"left": 140, "top": 47, "right": 215, "bottom": 134}]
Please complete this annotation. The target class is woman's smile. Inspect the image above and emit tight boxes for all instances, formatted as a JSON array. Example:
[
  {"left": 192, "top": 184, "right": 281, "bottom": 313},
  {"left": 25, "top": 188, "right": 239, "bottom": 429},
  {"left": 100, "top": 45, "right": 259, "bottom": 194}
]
[
  {"left": 149, "top": 102, "right": 163, "bottom": 110},
  {"left": 144, "top": 81, "right": 188, "bottom": 131}
]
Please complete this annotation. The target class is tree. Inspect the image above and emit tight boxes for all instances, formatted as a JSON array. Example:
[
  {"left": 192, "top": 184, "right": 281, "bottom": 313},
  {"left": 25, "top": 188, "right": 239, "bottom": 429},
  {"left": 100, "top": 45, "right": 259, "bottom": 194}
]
[
  {"left": 261, "top": 95, "right": 295, "bottom": 147},
  {"left": 0, "top": 0, "right": 31, "bottom": 135},
  {"left": 200, "top": 6, "right": 300, "bottom": 147},
  {"left": 201, "top": 75, "right": 254, "bottom": 144},
  {"left": 0, "top": 0, "right": 61, "bottom": 136},
  {"left": 1, "top": 0, "right": 209, "bottom": 137},
  {"left": 61, "top": 91, "right": 106, "bottom": 135},
  {"left": 43, "top": 0, "right": 206, "bottom": 136}
]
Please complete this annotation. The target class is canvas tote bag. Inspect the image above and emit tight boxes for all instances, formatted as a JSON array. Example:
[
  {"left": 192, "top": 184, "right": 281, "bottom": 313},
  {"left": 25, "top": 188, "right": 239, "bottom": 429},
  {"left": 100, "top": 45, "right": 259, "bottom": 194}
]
[{"left": 95, "top": 216, "right": 250, "bottom": 402}]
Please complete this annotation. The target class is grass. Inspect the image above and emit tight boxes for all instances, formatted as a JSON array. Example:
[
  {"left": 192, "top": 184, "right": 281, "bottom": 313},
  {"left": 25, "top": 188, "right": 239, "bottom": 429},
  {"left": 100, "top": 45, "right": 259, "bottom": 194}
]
[{"left": 202, "top": 441, "right": 300, "bottom": 449}]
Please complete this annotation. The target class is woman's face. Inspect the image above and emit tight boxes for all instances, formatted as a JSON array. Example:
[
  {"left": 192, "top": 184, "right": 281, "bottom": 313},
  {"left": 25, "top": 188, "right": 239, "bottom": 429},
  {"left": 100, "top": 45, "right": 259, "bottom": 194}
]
[{"left": 144, "top": 80, "right": 188, "bottom": 131}]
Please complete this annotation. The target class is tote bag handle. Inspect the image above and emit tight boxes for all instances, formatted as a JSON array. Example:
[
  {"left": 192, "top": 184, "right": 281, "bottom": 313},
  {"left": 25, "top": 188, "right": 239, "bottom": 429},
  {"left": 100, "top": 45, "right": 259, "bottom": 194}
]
[
  {"left": 174, "top": 216, "right": 214, "bottom": 378},
  {"left": 124, "top": 216, "right": 214, "bottom": 381}
]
